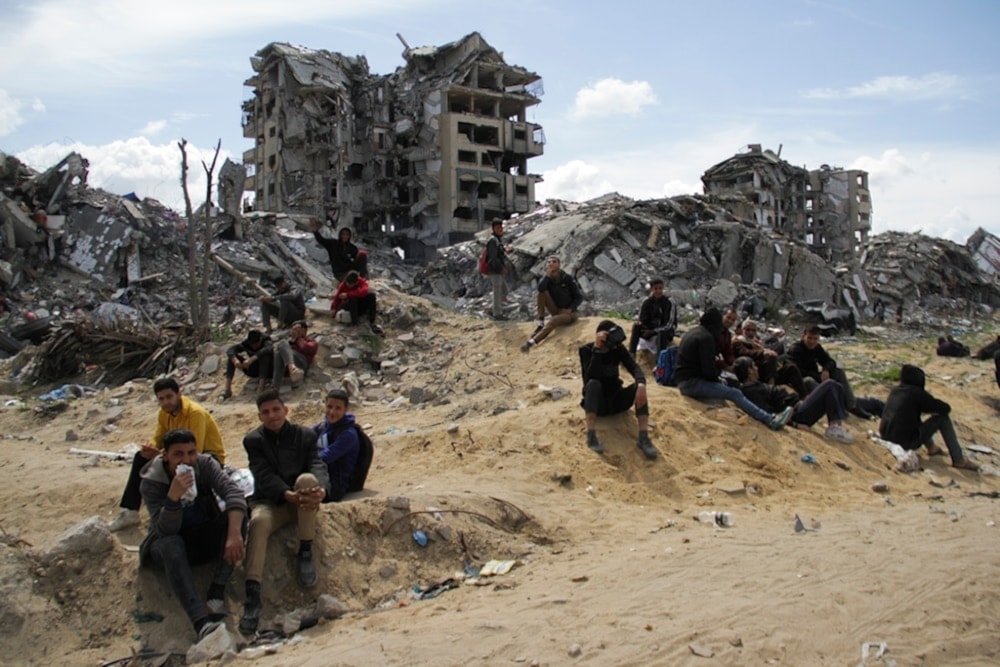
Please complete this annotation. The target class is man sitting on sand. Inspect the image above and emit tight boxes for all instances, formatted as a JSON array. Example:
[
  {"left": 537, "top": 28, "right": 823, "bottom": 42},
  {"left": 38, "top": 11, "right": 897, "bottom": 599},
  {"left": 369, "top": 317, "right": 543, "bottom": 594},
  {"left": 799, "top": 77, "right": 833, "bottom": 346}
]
[
  {"left": 580, "top": 320, "right": 658, "bottom": 459},
  {"left": 139, "top": 428, "right": 246, "bottom": 643},
  {"left": 733, "top": 356, "right": 854, "bottom": 442},
  {"left": 786, "top": 325, "right": 870, "bottom": 419},
  {"left": 675, "top": 308, "right": 793, "bottom": 431},
  {"left": 521, "top": 256, "right": 583, "bottom": 352},
  {"left": 879, "top": 364, "right": 979, "bottom": 471}
]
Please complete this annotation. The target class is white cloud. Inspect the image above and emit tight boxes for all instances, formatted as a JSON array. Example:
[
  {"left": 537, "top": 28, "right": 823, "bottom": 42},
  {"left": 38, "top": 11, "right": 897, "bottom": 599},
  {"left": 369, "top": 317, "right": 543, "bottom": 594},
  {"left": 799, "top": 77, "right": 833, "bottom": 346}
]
[
  {"left": 0, "top": 0, "right": 437, "bottom": 93},
  {"left": 30, "top": 97, "right": 46, "bottom": 112},
  {"left": 139, "top": 119, "right": 168, "bottom": 136},
  {"left": 16, "top": 137, "right": 235, "bottom": 212},
  {"left": 571, "top": 78, "right": 657, "bottom": 119},
  {"left": 803, "top": 73, "right": 965, "bottom": 101},
  {"left": 0, "top": 89, "right": 26, "bottom": 137},
  {"left": 537, "top": 160, "right": 615, "bottom": 202},
  {"left": 662, "top": 179, "right": 702, "bottom": 197}
]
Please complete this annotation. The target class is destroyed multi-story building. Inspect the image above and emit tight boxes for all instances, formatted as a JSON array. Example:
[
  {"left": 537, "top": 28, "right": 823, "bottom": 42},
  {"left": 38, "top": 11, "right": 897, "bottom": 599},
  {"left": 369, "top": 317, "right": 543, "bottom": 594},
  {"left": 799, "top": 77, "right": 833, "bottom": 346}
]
[
  {"left": 241, "top": 32, "right": 545, "bottom": 260},
  {"left": 701, "top": 144, "right": 872, "bottom": 264}
]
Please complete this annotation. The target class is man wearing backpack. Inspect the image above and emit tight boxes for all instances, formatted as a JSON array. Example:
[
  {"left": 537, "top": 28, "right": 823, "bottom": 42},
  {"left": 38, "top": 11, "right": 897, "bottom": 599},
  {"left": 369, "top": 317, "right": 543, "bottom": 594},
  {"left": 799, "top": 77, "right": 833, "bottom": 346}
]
[
  {"left": 313, "top": 389, "right": 369, "bottom": 502},
  {"left": 485, "top": 218, "right": 509, "bottom": 320}
]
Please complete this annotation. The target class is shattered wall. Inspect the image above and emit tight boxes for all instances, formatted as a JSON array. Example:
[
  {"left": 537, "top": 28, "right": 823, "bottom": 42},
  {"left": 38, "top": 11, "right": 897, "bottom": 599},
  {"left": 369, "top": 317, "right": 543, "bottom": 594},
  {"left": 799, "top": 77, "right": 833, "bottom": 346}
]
[
  {"left": 701, "top": 145, "right": 871, "bottom": 264},
  {"left": 242, "top": 32, "right": 544, "bottom": 260}
]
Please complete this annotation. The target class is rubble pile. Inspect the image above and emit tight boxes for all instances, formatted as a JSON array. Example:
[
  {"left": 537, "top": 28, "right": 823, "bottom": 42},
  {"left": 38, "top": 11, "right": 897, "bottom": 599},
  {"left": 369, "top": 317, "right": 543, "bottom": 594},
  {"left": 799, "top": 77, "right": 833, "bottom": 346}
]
[{"left": 859, "top": 231, "right": 1000, "bottom": 313}]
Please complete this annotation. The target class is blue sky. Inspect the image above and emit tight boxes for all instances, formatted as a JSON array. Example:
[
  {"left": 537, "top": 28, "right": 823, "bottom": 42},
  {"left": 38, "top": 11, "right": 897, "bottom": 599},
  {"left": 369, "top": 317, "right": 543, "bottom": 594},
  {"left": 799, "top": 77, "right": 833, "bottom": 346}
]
[{"left": 2, "top": 0, "right": 997, "bottom": 242}]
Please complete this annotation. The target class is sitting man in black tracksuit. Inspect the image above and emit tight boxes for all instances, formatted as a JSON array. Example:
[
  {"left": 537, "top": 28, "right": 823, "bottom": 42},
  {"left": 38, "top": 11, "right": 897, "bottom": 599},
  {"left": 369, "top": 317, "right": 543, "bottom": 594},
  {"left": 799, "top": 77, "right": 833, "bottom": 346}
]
[
  {"left": 628, "top": 277, "right": 676, "bottom": 356},
  {"left": 580, "top": 320, "right": 658, "bottom": 460}
]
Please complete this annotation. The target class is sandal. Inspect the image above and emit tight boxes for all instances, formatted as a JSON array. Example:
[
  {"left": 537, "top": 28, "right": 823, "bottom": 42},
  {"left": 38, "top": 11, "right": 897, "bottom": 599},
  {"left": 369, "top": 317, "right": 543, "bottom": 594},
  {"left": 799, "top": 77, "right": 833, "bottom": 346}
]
[
  {"left": 953, "top": 459, "right": 980, "bottom": 472},
  {"left": 925, "top": 445, "right": 946, "bottom": 456},
  {"left": 220, "top": 389, "right": 232, "bottom": 400}
]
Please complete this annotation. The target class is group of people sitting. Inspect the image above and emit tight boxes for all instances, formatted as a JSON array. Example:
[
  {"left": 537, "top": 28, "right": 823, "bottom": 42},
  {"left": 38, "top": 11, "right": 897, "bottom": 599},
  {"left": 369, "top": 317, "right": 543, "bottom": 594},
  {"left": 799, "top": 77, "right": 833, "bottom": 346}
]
[{"left": 109, "top": 378, "right": 367, "bottom": 641}]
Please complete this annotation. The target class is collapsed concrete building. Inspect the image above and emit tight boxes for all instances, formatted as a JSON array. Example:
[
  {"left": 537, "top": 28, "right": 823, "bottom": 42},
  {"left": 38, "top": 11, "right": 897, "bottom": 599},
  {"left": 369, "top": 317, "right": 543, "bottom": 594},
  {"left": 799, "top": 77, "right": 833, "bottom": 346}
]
[
  {"left": 241, "top": 32, "right": 545, "bottom": 261},
  {"left": 702, "top": 144, "right": 872, "bottom": 264}
]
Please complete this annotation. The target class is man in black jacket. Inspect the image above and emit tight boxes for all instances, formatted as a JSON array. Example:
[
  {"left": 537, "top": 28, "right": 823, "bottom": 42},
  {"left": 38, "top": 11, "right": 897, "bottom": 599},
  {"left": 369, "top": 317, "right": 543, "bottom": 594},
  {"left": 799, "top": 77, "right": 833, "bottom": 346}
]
[
  {"left": 628, "top": 278, "right": 676, "bottom": 356},
  {"left": 521, "top": 256, "right": 583, "bottom": 352},
  {"left": 309, "top": 218, "right": 367, "bottom": 281},
  {"left": 675, "top": 308, "right": 793, "bottom": 431},
  {"left": 239, "top": 389, "right": 329, "bottom": 635},
  {"left": 580, "top": 320, "right": 658, "bottom": 459},
  {"left": 879, "top": 364, "right": 979, "bottom": 471},
  {"left": 786, "top": 325, "right": 870, "bottom": 419},
  {"left": 222, "top": 329, "right": 274, "bottom": 399},
  {"left": 259, "top": 276, "right": 305, "bottom": 334}
]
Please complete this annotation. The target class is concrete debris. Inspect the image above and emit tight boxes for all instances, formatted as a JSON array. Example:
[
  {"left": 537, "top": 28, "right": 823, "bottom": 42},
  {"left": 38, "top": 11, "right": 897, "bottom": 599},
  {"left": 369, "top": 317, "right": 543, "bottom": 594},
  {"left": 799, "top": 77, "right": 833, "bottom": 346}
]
[{"left": 41, "top": 516, "right": 115, "bottom": 566}]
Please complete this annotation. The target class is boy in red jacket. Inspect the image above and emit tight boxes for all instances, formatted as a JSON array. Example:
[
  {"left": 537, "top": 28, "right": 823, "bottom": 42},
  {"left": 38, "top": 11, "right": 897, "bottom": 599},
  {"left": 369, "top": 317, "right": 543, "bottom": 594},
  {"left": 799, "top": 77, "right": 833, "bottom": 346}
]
[{"left": 331, "top": 270, "right": 384, "bottom": 335}]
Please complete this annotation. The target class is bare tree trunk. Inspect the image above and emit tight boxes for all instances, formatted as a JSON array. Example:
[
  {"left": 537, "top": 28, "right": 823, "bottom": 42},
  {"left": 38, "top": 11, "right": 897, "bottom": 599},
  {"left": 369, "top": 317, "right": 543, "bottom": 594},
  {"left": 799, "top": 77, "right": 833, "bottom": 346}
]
[
  {"left": 178, "top": 138, "right": 222, "bottom": 343},
  {"left": 178, "top": 139, "right": 200, "bottom": 334}
]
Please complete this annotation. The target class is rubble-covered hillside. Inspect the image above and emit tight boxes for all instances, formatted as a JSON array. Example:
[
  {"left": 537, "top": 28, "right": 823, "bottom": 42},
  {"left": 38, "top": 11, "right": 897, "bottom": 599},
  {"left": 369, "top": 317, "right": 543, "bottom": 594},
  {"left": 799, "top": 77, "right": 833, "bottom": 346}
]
[{"left": 2, "top": 150, "right": 998, "bottom": 389}]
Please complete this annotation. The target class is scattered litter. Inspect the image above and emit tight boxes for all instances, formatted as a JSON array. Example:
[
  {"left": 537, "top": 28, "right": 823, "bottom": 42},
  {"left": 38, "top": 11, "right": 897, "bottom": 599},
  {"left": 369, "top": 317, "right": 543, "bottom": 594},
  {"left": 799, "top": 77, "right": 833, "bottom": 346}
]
[
  {"left": 697, "top": 511, "right": 734, "bottom": 527},
  {"left": 871, "top": 481, "right": 889, "bottom": 493},
  {"left": 967, "top": 444, "right": 994, "bottom": 455},
  {"left": 477, "top": 559, "right": 520, "bottom": 577},
  {"left": 861, "top": 640, "right": 888, "bottom": 661},
  {"left": 869, "top": 433, "right": 920, "bottom": 472},
  {"left": 794, "top": 514, "right": 822, "bottom": 533},
  {"left": 411, "top": 530, "right": 428, "bottom": 547},
  {"left": 38, "top": 384, "right": 96, "bottom": 402},
  {"left": 412, "top": 577, "right": 459, "bottom": 600},
  {"left": 689, "top": 642, "right": 714, "bottom": 658},
  {"left": 800, "top": 453, "right": 817, "bottom": 465},
  {"left": 68, "top": 447, "right": 130, "bottom": 461}
]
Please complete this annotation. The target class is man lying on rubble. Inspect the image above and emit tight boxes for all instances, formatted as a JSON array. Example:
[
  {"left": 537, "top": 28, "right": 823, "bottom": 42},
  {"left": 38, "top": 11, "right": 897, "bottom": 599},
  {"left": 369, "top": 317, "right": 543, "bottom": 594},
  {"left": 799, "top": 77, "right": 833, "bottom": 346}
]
[
  {"left": 109, "top": 377, "right": 225, "bottom": 531},
  {"left": 675, "top": 308, "right": 793, "bottom": 431},
  {"left": 936, "top": 334, "right": 970, "bottom": 357},
  {"left": 879, "top": 364, "right": 979, "bottom": 471},
  {"left": 222, "top": 329, "right": 274, "bottom": 399},
  {"left": 240, "top": 389, "right": 328, "bottom": 635},
  {"left": 259, "top": 276, "right": 306, "bottom": 334},
  {"left": 139, "top": 428, "right": 246, "bottom": 643},
  {"left": 786, "top": 325, "right": 871, "bottom": 419},
  {"left": 580, "top": 320, "right": 658, "bottom": 459},
  {"left": 330, "top": 270, "right": 384, "bottom": 335},
  {"left": 521, "top": 256, "right": 583, "bottom": 353},
  {"left": 732, "top": 356, "right": 855, "bottom": 442}
]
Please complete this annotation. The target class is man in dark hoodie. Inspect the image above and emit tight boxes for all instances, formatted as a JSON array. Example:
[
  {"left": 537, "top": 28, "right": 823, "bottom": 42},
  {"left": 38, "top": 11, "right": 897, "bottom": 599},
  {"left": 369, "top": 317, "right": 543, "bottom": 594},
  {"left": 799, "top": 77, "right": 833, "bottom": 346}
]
[
  {"left": 580, "top": 320, "right": 658, "bottom": 459},
  {"left": 674, "top": 308, "right": 793, "bottom": 431},
  {"left": 786, "top": 325, "right": 870, "bottom": 419},
  {"left": 259, "top": 276, "right": 306, "bottom": 334},
  {"left": 309, "top": 218, "right": 367, "bottom": 281},
  {"left": 139, "top": 428, "right": 246, "bottom": 643},
  {"left": 879, "top": 364, "right": 980, "bottom": 471},
  {"left": 240, "top": 389, "right": 329, "bottom": 635}
]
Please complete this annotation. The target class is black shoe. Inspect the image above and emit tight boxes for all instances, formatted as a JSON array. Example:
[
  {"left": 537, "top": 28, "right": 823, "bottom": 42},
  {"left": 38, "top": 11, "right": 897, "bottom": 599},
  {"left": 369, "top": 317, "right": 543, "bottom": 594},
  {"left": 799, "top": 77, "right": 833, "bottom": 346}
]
[
  {"left": 370, "top": 323, "right": 385, "bottom": 336},
  {"left": 849, "top": 406, "right": 873, "bottom": 420},
  {"left": 238, "top": 601, "right": 260, "bottom": 636},
  {"left": 531, "top": 324, "right": 544, "bottom": 337},
  {"left": 298, "top": 553, "right": 317, "bottom": 588},
  {"left": 637, "top": 435, "right": 658, "bottom": 460},
  {"left": 586, "top": 431, "right": 604, "bottom": 454}
]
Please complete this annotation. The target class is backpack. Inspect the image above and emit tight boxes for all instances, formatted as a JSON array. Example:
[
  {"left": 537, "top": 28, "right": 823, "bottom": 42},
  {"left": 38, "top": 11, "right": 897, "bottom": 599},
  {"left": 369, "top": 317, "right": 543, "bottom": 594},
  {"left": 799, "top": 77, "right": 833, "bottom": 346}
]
[
  {"left": 477, "top": 247, "right": 489, "bottom": 275},
  {"left": 654, "top": 346, "right": 679, "bottom": 387},
  {"left": 347, "top": 424, "right": 374, "bottom": 492}
]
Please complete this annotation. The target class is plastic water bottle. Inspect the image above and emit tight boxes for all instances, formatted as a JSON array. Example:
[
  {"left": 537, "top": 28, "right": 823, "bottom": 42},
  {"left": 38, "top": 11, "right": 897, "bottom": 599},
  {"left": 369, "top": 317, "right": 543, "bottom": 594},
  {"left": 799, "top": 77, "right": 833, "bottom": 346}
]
[{"left": 176, "top": 463, "right": 198, "bottom": 502}]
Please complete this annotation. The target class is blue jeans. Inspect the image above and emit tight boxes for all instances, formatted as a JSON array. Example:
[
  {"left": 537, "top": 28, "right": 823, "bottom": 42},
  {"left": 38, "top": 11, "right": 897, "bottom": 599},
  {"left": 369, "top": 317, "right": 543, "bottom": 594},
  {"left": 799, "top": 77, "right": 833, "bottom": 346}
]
[{"left": 678, "top": 377, "right": 774, "bottom": 424}]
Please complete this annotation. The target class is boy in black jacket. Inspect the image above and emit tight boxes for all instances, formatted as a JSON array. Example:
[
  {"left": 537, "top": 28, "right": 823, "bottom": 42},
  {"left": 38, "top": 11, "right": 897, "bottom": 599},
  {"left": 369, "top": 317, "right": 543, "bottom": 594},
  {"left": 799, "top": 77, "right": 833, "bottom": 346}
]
[
  {"left": 580, "top": 320, "right": 658, "bottom": 460},
  {"left": 879, "top": 364, "right": 979, "bottom": 471}
]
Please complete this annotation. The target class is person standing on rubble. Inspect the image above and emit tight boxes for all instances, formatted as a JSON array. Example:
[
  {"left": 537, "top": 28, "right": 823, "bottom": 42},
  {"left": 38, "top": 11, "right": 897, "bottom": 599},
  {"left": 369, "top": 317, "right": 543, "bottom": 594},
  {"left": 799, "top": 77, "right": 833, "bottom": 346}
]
[
  {"left": 109, "top": 377, "right": 226, "bottom": 532},
  {"left": 259, "top": 276, "right": 305, "bottom": 334},
  {"left": 485, "top": 218, "right": 510, "bottom": 320},
  {"left": 521, "top": 256, "right": 583, "bottom": 352},
  {"left": 308, "top": 217, "right": 367, "bottom": 281}
]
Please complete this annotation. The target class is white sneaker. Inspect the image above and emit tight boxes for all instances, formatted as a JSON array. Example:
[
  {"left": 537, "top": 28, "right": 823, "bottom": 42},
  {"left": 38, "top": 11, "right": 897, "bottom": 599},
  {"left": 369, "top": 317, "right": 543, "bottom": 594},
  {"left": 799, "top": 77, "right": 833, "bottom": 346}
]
[
  {"left": 109, "top": 509, "right": 140, "bottom": 532},
  {"left": 824, "top": 423, "right": 856, "bottom": 443},
  {"left": 288, "top": 366, "right": 304, "bottom": 388}
]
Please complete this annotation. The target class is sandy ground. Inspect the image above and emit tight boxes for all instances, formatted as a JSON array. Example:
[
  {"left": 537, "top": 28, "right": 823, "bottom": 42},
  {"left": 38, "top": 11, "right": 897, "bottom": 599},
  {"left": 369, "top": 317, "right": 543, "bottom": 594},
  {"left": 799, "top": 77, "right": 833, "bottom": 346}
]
[{"left": 1, "top": 301, "right": 999, "bottom": 666}]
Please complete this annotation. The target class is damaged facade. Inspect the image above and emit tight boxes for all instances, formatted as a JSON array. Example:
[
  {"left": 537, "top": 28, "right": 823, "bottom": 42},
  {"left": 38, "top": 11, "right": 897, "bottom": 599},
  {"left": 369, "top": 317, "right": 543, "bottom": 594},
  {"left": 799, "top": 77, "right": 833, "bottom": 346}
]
[
  {"left": 241, "top": 32, "right": 545, "bottom": 260},
  {"left": 702, "top": 144, "right": 872, "bottom": 264}
]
